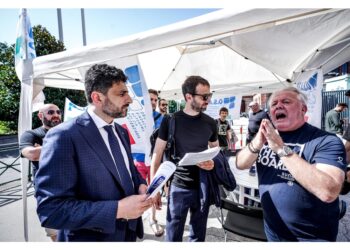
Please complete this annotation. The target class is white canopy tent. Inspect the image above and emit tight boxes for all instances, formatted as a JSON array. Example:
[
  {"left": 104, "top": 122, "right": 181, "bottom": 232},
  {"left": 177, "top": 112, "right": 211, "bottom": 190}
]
[
  {"left": 31, "top": 8, "right": 350, "bottom": 102},
  {"left": 19, "top": 8, "right": 350, "bottom": 241}
]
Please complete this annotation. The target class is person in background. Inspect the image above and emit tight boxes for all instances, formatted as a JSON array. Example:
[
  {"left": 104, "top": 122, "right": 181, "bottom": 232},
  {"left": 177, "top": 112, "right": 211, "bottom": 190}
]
[
  {"left": 339, "top": 90, "right": 350, "bottom": 194},
  {"left": 216, "top": 107, "right": 232, "bottom": 150},
  {"left": 151, "top": 75, "right": 219, "bottom": 242},
  {"left": 135, "top": 89, "right": 164, "bottom": 237},
  {"left": 149, "top": 89, "right": 163, "bottom": 129},
  {"left": 325, "top": 102, "right": 348, "bottom": 136},
  {"left": 19, "top": 103, "right": 62, "bottom": 241},
  {"left": 35, "top": 64, "right": 153, "bottom": 241},
  {"left": 236, "top": 87, "right": 346, "bottom": 241},
  {"left": 158, "top": 98, "right": 168, "bottom": 115},
  {"left": 246, "top": 101, "right": 269, "bottom": 144}
]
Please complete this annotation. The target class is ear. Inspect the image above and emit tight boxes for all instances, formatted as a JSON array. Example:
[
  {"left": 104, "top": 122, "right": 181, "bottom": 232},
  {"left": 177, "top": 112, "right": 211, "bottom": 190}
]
[
  {"left": 38, "top": 112, "right": 43, "bottom": 120},
  {"left": 185, "top": 93, "right": 192, "bottom": 102},
  {"left": 91, "top": 91, "right": 103, "bottom": 105},
  {"left": 302, "top": 105, "right": 307, "bottom": 114}
]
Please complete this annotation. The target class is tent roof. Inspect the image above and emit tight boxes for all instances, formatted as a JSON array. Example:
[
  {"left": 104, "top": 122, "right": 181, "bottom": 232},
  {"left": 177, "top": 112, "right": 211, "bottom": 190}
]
[{"left": 32, "top": 8, "right": 350, "bottom": 99}]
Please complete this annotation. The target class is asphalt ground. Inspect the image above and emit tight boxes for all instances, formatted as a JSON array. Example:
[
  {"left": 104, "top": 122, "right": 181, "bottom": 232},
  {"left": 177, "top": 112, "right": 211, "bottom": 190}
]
[{"left": 0, "top": 140, "right": 349, "bottom": 242}]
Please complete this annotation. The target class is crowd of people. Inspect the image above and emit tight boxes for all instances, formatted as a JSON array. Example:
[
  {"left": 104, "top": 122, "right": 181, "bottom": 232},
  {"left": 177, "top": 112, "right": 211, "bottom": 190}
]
[{"left": 19, "top": 63, "right": 349, "bottom": 242}]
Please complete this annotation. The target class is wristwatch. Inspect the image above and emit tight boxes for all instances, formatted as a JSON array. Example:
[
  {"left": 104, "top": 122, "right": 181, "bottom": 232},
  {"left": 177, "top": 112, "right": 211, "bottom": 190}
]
[{"left": 277, "top": 145, "right": 293, "bottom": 158}]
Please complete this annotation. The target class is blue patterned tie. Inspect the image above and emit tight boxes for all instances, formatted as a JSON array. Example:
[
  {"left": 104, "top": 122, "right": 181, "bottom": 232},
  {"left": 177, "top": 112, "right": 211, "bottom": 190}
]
[{"left": 104, "top": 125, "right": 134, "bottom": 196}]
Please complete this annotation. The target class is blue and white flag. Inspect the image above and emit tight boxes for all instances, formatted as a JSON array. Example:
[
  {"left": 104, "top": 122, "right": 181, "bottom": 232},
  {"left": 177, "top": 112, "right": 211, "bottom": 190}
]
[
  {"left": 15, "top": 8, "right": 36, "bottom": 242},
  {"left": 15, "top": 8, "right": 36, "bottom": 82},
  {"left": 64, "top": 97, "right": 88, "bottom": 122}
]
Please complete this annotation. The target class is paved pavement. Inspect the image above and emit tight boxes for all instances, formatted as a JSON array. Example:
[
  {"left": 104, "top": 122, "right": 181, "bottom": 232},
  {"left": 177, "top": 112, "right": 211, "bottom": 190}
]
[
  {"left": 0, "top": 184, "right": 254, "bottom": 242},
  {"left": 0, "top": 180, "right": 349, "bottom": 242},
  {"left": 0, "top": 143, "right": 349, "bottom": 242}
]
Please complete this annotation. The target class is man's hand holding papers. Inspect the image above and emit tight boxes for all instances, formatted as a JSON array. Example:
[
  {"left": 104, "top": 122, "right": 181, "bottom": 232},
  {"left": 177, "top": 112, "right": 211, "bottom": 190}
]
[{"left": 178, "top": 146, "right": 221, "bottom": 167}]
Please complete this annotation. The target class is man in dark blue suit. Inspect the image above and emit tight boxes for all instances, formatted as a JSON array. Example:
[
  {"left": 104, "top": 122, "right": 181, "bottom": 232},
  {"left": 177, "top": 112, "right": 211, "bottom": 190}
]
[{"left": 35, "top": 64, "right": 153, "bottom": 241}]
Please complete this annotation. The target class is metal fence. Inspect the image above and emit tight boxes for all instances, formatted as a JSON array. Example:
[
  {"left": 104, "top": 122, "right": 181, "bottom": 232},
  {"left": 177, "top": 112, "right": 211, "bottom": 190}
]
[{"left": 321, "top": 90, "right": 350, "bottom": 131}]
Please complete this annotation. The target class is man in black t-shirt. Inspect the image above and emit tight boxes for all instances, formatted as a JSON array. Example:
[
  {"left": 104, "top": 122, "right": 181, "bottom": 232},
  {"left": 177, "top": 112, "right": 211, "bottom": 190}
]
[
  {"left": 216, "top": 107, "right": 232, "bottom": 149},
  {"left": 150, "top": 76, "right": 219, "bottom": 242},
  {"left": 19, "top": 103, "right": 62, "bottom": 241}
]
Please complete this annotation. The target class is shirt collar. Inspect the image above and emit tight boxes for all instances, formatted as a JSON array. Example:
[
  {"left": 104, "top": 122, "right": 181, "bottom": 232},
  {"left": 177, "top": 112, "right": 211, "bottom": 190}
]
[{"left": 87, "top": 106, "right": 114, "bottom": 130}]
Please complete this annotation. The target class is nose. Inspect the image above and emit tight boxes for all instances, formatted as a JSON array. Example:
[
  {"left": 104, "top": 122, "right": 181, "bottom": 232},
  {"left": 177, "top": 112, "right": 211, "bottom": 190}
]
[{"left": 127, "top": 93, "right": 133, "bottom": 104}]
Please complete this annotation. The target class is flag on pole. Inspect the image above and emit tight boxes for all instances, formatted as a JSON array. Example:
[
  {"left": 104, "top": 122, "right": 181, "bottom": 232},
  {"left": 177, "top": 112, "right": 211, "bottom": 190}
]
[
  {"left": 15, "top": 8, "right": 36, "bottom": 242},
  {"left": 15, "top": 8, "right": 36, "bottom": 81}
]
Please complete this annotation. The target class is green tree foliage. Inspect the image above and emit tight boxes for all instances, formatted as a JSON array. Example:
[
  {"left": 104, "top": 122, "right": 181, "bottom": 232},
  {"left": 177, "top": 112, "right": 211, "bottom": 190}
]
[
  {"left": 0, "top": 43, "right": 20, "bottom": 125},
  {"left": 0, "top": 25, "right": 87, "bottom": 134},
  {"left": 167, "top": 100, "right": 185, "bottom": 114}
]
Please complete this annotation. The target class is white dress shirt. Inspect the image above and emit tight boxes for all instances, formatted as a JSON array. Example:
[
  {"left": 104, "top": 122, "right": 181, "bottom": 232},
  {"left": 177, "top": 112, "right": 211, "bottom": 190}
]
[{"left": 87, "top": 107, "right": 132, "bottom": 178}]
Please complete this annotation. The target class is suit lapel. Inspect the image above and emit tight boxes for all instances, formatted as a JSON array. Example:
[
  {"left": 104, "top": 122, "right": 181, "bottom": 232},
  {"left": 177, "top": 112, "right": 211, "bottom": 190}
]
[{"left": 76, "top": 112, "right": 125, "bottom": 191}]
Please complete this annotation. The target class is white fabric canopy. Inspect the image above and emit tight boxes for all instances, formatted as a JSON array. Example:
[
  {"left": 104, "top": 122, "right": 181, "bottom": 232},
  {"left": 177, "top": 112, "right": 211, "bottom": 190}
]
[{"left": 32, "top": 8, "right": 350, "bottom": 100}]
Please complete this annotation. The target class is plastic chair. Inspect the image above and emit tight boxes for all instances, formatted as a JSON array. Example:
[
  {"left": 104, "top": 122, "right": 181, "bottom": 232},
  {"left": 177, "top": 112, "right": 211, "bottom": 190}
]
[{"left": 218, "top": 187, "right": 267, "bottom": 241}]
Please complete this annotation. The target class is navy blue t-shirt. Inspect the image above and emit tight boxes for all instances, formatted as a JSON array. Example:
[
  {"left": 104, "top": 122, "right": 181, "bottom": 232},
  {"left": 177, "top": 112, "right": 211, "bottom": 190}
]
[{"left": 256, "top": 123, "right": 346, "bottom": 241}]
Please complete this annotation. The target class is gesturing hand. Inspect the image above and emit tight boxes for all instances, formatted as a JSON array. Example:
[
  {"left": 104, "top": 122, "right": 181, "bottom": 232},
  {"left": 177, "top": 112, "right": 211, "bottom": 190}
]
[{"left": 261, "top": 119, "right": 284, "bottom": 152}]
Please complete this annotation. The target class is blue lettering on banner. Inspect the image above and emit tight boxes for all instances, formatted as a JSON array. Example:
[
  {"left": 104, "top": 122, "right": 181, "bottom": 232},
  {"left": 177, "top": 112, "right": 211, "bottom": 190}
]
[
  {"left": 210, "top": 96, "right": 236, "bottom": 107},
  {"left": 296, "top": 73, "right": 317, "bottom": 91}
]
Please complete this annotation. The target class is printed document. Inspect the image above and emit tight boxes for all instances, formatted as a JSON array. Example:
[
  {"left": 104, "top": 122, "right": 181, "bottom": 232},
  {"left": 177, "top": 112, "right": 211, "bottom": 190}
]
[{"left": 178, "top": 146, "right": 221, "bottom": 166}]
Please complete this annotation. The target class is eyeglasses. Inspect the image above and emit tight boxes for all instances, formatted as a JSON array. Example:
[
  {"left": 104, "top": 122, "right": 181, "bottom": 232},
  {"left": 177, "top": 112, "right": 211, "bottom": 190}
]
[
  {"left": 161, "top": 104, "right": 168, "bottom": 107},
  {"left": 46, "top": 110, "right": 62, "bottom": 115},
  {"left": 192, "top": 93, "right": 213, "bottom": 101}
]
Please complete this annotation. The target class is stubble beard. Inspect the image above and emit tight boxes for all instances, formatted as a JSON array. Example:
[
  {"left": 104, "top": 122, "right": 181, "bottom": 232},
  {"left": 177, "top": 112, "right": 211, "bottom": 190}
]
[
  {"left": 102, "top": 97, "right": 128, "bottom": 119},
  {"left": 191, "top": 99, "right": 207, "bottom": 112},
  {"left": 43, "top": 117, "right": 62, "bottom": 128}
]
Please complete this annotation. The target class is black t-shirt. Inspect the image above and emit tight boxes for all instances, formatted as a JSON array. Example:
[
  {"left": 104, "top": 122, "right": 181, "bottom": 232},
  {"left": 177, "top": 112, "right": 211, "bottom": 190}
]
[
  {"left": 158, "top": 110, "right": 217, "bottom": 189},
  {"left": 248, "top": 110, "right": 269, "bottom": 140},
  {"left": 216, "top": 119, "right": 231, "bottom": 147},
  {"left": 19, "top": 126, "right": 48, "bottom": 170}
]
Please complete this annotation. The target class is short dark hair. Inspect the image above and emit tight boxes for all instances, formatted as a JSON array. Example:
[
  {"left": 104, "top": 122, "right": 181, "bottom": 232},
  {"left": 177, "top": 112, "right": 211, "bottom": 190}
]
[
  {"left": 219, "top": 107, "right": 228, "bottom": 114},
  {"left": 148, "top": 89, "right": 159, "bottom": 97},
  {"left": 337, "top": 102, "right": 348, "bottom": 108},
  {"left": 84, "top": 64, "right": 127, "bottom": 103},
  {"left": 158, "top": 98, "right": 167, "bottom": 105},
  {"left": 182, "top": 75, "right": 210, "bottom": 100}
]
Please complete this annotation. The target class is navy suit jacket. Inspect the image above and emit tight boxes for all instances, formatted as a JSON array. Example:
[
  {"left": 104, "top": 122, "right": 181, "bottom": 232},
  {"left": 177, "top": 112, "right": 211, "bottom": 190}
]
[{"left": 35, "top": 112, "right": 147, "bottom": 241}]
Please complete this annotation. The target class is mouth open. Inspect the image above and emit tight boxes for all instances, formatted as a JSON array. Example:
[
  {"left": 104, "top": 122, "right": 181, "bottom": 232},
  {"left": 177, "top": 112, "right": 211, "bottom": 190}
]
[{"left": 275, "top": 113, "right": 287, "bottom": 120}]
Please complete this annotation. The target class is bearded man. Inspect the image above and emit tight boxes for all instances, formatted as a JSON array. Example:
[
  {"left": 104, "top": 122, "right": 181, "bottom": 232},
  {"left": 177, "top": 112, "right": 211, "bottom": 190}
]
[
  {"left": 34, "top": 64, "right": 153, "bottom": 241},
  {"left": 151, "top": 75, "right": 219, "bottom": 241},
  {"left": 19, "top": 103, "right": 62, "bottom": 241}
]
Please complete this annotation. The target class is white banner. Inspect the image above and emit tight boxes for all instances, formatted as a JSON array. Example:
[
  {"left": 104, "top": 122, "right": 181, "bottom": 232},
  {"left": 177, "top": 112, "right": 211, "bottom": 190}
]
[
  {"left": 115, "top": 59, "right": 154, "bottom": 167},
  {"left": 64, "top": 98, "right": 87, "bottom": 122},
  {"left": 296, "top": 69, "right": 323, "bottom": 128},
  {"left": 204, "top": 93, "right": 242, "bottom": 120}
]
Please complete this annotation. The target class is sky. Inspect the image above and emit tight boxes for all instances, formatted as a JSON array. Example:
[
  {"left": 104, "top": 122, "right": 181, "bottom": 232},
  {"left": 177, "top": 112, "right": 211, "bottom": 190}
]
[
  {"left": 0, "top": 8, "right": 217, "bottom": 50},
  {"left": 1, "top": 0, "right": 349, "bottom": 50}
]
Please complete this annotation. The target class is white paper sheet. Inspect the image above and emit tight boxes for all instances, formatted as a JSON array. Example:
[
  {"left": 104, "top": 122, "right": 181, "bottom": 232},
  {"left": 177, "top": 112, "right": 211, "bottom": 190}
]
[{"left": 178, "top": 146, "right": 221, "bottom": 166}]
